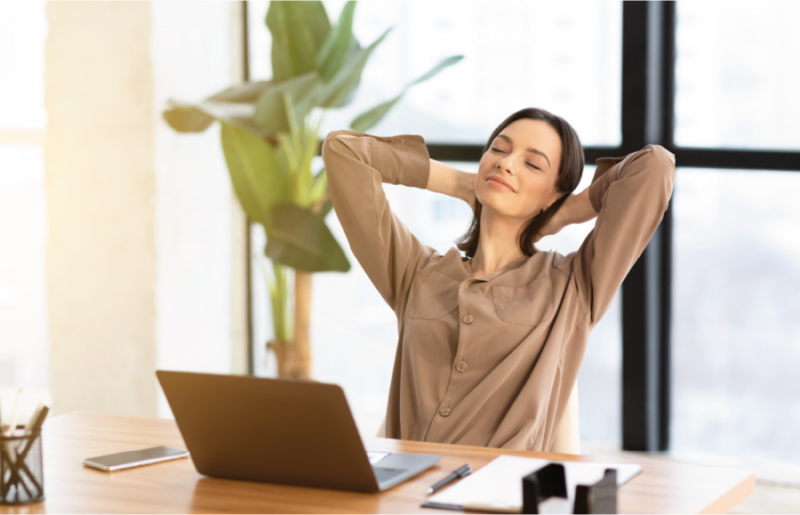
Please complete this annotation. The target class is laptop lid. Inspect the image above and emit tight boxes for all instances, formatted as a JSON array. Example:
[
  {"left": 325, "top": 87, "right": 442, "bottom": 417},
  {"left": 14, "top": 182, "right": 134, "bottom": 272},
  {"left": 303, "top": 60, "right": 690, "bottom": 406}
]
[{"left": 156, "top": 370, "right": 380, "bottom": 492}]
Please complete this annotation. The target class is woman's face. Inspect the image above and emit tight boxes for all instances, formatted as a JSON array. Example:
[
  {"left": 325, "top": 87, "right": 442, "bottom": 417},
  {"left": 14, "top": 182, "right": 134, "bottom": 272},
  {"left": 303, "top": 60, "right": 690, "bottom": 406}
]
[{"left": 475, "top": 118, "right": 562, "bottom": 221}]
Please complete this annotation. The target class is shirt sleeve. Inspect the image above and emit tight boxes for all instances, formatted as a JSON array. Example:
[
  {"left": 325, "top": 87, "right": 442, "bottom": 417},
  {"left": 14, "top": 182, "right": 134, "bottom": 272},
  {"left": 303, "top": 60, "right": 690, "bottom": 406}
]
[
  {"left": 572, "top": 144, "right": 676, "bottom": 325},
  {"left": 321, "top": 129, "right": 436, "bottom": 313}
]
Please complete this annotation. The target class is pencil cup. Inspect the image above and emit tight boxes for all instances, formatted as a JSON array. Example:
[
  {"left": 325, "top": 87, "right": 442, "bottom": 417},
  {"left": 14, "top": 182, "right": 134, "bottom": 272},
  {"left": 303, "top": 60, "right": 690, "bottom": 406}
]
[{"left": 0, "top": 429, "right": 45, "bottom": 505}]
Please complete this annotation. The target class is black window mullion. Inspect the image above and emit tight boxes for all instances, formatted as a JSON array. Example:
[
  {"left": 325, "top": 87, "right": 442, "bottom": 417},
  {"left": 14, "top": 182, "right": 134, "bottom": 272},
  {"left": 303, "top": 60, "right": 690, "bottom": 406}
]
[
  {"left": 674, "top": 148, "right": 800, "bottom": 171},
  {"left": 619, "top": 0, "right": 674, "bottom": 452},
  {"left": 426, "top": 145, "right": 623, "bottom": 163},
  {"left": 659, "top": 0, "right": 677, "bottom": 454}
]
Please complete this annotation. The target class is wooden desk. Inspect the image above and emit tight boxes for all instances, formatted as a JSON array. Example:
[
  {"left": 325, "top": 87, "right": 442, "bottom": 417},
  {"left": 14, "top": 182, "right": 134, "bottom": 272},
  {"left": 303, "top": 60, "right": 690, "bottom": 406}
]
[{"left": 0, "top": 412, "right": 753, "bottom": 514}]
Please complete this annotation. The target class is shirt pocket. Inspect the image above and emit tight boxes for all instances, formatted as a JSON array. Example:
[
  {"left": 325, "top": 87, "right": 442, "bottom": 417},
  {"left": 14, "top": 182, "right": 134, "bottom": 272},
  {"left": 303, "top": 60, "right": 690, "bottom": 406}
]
[
  {"left": 491, "top": 277, "right": 554, "bottom": 327},
  {"left": 408, "top": 271, "right": 461, "bottom": 320}
]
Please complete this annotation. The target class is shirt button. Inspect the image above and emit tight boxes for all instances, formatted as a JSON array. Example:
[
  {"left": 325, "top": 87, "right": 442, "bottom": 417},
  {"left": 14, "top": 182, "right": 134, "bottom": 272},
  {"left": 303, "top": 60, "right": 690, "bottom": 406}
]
[
  {"left": 462, "top": 315, "right": 474, "bottom": 324},
  {"left": 455, "top": 361, "right": 468, "bottom": 372},
  {"left": 439, "top": 407, "right": 452, "bottom": 417}
]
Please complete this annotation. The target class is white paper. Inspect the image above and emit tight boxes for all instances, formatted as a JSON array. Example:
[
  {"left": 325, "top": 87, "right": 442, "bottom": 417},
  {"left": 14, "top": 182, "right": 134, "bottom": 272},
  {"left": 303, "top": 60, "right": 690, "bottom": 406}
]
[{"left": 427, "top": 455, "right": 642, "bottom": 514}]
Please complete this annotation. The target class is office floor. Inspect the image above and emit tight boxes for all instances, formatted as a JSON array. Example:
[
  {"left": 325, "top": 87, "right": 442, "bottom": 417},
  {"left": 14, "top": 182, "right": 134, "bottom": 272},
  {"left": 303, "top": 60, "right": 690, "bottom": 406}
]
[{"left": 580, "top": 441, "right": 800, "bottom": 514}]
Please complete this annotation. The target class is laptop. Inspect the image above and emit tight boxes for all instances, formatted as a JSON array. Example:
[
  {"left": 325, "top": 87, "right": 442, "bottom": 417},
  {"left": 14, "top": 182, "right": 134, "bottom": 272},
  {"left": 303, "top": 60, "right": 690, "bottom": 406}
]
[{"left": 156, "top": 370, "right": 440, "bottom": 492}]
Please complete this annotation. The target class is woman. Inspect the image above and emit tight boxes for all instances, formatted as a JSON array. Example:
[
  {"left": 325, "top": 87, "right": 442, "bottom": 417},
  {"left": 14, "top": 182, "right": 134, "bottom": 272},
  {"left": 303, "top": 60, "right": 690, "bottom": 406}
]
[{"left": 321, "top": 107, "right": 675, "bottom": 452}]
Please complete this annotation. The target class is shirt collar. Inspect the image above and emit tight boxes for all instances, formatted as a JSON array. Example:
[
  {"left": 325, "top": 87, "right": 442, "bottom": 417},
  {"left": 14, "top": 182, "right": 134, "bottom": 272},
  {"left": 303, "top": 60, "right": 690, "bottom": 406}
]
[{"left": 463, "top": 254, "right": 528, "bottom": 282}]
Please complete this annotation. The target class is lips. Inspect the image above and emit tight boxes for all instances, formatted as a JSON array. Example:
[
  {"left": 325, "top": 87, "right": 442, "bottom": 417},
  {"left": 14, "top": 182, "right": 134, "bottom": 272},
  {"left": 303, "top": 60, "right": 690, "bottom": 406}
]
[{"left": 487, "top": 175, "right": 516, "bottom": 192}]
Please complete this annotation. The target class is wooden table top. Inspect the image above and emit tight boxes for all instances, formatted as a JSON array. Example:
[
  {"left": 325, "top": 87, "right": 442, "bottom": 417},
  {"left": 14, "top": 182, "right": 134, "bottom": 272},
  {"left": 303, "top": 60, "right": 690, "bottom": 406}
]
[{"left": 0, "top": 412, "right": 753, "bottom": 514}]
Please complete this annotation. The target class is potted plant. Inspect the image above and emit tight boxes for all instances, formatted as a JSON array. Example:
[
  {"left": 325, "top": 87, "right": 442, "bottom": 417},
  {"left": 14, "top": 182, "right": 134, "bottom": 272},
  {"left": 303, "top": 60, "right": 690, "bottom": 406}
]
[{"left": 162, "top": 1, "right": 462, "bottom": 379}]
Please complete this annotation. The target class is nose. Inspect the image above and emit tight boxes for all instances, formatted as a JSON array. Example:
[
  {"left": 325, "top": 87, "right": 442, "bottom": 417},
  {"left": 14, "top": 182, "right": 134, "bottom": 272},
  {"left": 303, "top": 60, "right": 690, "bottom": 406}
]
[{"left": 496, "top": 153, "right": 514, "bottom": 174}]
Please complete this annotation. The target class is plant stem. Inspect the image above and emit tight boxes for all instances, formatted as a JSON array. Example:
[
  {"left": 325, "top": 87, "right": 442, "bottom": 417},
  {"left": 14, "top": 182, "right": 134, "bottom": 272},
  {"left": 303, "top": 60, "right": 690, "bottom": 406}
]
[
  {"left": 268, "top": 260, "right": 293, "bottom": 344},
  {"left": 293, "top": 271, "right": 313, "bottom": 379}
]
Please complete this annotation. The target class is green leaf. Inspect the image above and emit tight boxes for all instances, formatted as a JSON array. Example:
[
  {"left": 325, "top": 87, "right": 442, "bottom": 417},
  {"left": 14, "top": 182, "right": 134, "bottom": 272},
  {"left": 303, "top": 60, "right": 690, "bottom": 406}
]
[
  {"left": 220, "top": 122, "right": 289, "bottom": 228},
  {"left": 315, "top": 1, "right": 357, "bottom": 82},
  {"left": 317, "top": 196, "right": 334, "bottom": 219},
  {"left": 207, "top": 80, "right": 274, "bottom": 103},
  {"left": 265, "top": 203, "right": 350, "bottom": 272},
  {"left": 310, "top": 168, "right": 328, "bottom": 203},
  {"left": 407, "top": 54, "right": 464, "bottom": 87},
  {"left": 267, "top": 1, "right": 331, "bottom": 83},
  {"left": 327, "top": 44, "right": 362, "bottom": 107},
  {"left": 349, "top": 95, "right": 401, "bottom": 133},
  {"left": 254, "top": 72, "right": 321, "bottom": 134},
  {"left": 163, "top": 100, "right": 273, "bottom": 139},
  {"left": 255, "top": 24, "right": 392, "bottom": 132},
  {"left": 350, "top": 54, "right": 464, "bottom": 132},
  {"left": 316, "top": 26, "right": 394, "bottom": 109},
  {"left": 163, "top": 104, "right": 216, "bottom": 132}
]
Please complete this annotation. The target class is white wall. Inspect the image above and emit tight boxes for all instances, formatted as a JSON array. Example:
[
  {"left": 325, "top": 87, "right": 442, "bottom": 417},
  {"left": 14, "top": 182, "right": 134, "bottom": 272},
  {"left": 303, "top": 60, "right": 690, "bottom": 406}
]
[
  {"left": 43, "top": 2, "right": 244, "bottom": 418},
  {"left": 45, "top": 2, "right": 157, "bottom": 416}
]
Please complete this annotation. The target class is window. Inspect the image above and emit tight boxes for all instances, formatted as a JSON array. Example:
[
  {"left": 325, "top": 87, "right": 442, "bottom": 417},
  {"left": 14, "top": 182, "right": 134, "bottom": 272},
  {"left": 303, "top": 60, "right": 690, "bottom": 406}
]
[
  {"left": 0, "top": 1, "right": 49, "bottom": 395},
  {"left": 249, "top": 1, "right": 622, "bottom": 146},
  {"left": 0, "top": 2, "right": 47, "bottom": 131},
  {"left": 672, "top": 168, "right": 800, "bottom": 465},
  {"left": 675, "top": 1, "right": 800, "bottom": 150}
]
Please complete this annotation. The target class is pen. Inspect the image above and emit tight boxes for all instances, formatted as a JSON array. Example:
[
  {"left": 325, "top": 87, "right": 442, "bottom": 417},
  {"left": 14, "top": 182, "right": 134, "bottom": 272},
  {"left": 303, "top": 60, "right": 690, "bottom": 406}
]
[{"left": 426, "top": 464, "right": 472, "bottom": 494}]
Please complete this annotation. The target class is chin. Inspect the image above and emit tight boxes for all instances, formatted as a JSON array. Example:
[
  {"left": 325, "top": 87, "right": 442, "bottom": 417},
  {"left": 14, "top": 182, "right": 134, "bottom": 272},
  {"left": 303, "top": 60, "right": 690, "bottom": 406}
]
[
  {"left": 479, "top": 193, "right": 539, "bottom": 221},
  {"left": 478, "top": 196, "right": 514, "bottom": 217}
]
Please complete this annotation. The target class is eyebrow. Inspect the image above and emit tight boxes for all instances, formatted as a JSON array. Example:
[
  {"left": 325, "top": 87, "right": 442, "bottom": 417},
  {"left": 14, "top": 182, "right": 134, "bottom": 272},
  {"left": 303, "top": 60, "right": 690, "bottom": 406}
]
[{"left": 496, "top": 134, "right": 551, "bottom": 168}]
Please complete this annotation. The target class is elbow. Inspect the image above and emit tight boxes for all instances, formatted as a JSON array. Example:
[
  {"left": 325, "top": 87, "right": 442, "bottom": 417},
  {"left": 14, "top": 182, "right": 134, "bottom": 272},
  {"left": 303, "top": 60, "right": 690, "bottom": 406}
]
[
  {"left": 649, "top": 144, "right": 675, "bottom": 166},
  {"left": 643, "top": 144, "right": 676, "bottom": 205},
  {"left": 321, "top": 131, "right": 348, "bottom": 172},
  {"left": 644, "top": 144, "right": 676, "bottom": 176},
  {"left": 636, "top": 144, "right": 676, "bottom": 186},
  {"left": 321, "top": 130, "right": 342, "bottom": 157},
  {"left": 323, "top": 129, "right": 345, "bottom": 146},
  {"left": 322, "top": 130, "right": 369, "bottom": 185}
]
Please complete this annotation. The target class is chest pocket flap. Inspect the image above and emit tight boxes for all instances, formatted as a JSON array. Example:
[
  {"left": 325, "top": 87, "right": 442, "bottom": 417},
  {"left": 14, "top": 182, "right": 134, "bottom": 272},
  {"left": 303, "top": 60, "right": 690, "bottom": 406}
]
[
  {"left": 491, "top": 276, "right": 554, "bottom": 327},
  {"left": 409, "top": 271, "right": 460, "bottom": 320}
]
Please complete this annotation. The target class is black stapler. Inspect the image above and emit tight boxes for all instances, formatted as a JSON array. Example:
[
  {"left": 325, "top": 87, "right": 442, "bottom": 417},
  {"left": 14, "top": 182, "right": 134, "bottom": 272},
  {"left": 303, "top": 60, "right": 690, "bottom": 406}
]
[{"left": 522, "top": 463, "right": 617, "bottom": 514}]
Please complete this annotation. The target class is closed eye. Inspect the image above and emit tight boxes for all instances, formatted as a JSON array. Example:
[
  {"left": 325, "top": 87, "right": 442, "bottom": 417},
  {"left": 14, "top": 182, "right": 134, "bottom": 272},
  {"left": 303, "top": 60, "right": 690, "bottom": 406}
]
[{"left": 492, "top": 148, "right": 541, "bottom": 171}]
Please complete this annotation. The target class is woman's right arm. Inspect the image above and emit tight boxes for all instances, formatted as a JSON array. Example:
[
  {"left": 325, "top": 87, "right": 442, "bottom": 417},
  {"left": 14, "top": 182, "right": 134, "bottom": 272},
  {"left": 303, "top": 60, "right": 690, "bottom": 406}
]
[{"left": 321, "top": 130, "right": 435, "bottom": 313}]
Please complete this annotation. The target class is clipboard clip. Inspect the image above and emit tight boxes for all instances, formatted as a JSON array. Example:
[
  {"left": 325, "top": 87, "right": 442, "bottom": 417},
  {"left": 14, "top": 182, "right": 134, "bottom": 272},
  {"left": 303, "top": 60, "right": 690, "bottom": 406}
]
[{"left": 522, "top": 463, "right": 617, "bottom": 514}]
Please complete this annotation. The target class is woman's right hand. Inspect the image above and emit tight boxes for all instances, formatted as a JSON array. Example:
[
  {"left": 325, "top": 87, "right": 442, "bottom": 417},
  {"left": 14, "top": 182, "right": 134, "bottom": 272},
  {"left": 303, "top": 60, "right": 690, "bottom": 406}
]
[{"left": 427, "top": 159, "right": 477, "bottom": 211}]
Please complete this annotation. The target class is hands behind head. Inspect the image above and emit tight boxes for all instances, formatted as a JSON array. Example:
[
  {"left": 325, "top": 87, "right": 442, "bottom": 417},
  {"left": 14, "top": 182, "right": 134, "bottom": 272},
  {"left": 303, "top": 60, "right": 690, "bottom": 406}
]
[{"left": 534, "top": 189, "right": 598, "bottom": 243}]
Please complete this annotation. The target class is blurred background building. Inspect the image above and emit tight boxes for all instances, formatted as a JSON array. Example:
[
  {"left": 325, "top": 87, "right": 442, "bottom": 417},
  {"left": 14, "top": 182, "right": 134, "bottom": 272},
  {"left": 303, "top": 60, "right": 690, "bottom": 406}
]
[{"left": 1, "top": 0, "right": 798, "bottom": 498}]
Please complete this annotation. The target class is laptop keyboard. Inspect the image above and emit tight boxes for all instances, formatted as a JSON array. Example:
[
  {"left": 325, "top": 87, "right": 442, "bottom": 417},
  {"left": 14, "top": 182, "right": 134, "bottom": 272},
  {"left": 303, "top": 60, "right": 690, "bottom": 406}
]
[
  {"left": 373, "top": 467, "right": 405, "bottom": 484},
  {"left": 366, "top": 451, "right": 389, "bottom": 464}
]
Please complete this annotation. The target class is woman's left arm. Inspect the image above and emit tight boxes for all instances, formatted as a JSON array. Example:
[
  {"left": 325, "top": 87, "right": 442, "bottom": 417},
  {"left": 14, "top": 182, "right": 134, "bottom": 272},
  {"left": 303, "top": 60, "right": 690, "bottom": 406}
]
[
  {"left": 566, "top": 144, "right": 676, "bottom": 325},
  {"left": 535, "top": 187, "right": 598, "bottom": 241}
]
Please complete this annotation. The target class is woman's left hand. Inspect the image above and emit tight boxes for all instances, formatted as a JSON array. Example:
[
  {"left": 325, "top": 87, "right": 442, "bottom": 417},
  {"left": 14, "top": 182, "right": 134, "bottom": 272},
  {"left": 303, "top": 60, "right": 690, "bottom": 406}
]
[
  {"left": 534, "top": 188, "right": 598, "bottom": 242},
  {"left": 534, "top": 204, "right": 569, "bottom": 242}
]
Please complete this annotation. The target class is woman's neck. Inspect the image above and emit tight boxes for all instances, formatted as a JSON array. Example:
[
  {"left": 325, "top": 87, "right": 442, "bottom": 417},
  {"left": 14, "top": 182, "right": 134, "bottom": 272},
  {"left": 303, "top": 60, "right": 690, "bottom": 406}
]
[{"left": 470, "top": 209, "right": 526, "bottom": 277}]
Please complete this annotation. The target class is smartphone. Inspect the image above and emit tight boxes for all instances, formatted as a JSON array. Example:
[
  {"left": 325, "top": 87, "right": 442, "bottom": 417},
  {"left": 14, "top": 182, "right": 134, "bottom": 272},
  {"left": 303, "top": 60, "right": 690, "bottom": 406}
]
[{"left": 83, "top": 445, "right": 189, "bottom": 471}]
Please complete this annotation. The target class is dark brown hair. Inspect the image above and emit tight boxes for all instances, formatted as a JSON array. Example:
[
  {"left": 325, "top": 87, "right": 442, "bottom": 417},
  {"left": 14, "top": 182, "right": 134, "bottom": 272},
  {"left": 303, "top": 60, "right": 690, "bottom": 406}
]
[{"left": 456, "top": 107, "right": 584, "bottom": 258}]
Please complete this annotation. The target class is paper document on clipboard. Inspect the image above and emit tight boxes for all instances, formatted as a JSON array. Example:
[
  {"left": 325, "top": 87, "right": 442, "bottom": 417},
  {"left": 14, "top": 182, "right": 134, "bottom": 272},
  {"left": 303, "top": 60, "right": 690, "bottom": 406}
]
[{"left": 424, "top": 455, "right": 642, "bottom": 514}]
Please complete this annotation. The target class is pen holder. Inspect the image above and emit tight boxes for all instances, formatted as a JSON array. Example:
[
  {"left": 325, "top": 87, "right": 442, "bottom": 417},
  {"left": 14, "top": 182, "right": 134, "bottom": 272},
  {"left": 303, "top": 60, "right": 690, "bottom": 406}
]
[{"left": 0, "top": 429, "right": 45, "bottom": 505}]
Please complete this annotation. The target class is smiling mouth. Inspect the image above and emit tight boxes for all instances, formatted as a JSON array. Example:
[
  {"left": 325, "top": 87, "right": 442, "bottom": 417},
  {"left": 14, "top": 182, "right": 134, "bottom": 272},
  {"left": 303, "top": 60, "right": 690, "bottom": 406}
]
[{"left": 487, "top": 175, "right": 515, "bottom": 192}]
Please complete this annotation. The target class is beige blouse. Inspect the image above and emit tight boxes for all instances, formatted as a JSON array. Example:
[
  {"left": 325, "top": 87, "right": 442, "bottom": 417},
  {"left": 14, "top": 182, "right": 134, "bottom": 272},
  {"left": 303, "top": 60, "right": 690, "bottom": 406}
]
[{"left": 321, "top": 130, "right": 675, "bottom": 452}]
